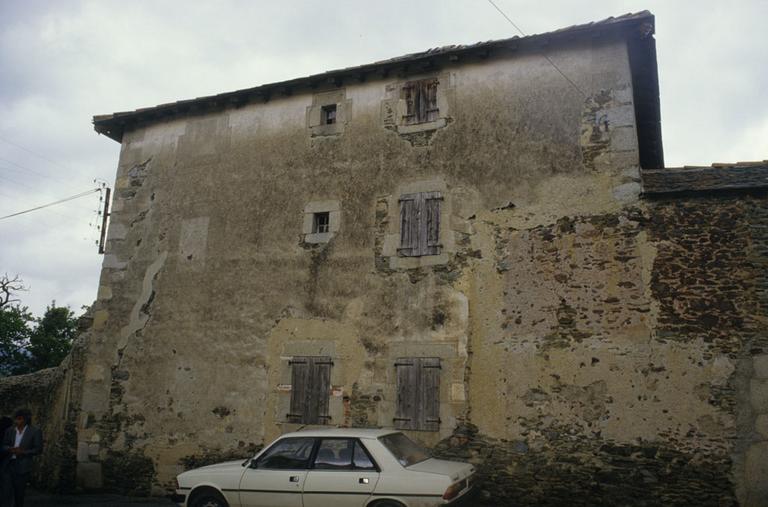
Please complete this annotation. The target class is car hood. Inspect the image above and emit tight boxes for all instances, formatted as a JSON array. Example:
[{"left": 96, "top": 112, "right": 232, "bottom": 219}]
[
  {"left": 407, "top": 458, "right": 475, "bottom": 481},
  {"left": 181, "top": 460, "right": 245, "bottom": 477}
]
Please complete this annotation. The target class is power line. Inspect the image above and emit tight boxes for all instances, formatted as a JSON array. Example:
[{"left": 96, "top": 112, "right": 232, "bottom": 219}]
[
  {"left": 486, "top": 0, "right": 587, "bottom": 98},
  {"left": 0, "top": 172, "right": 97, "bottom": 215},
  {"left": 0, "top": 188, "right": 101, "bottom": 221},
  {"left": 0, "top": 135, "right": 77, "bottom": 174},
  {"left": 0, "top": 156, "right": 86, "bottom": 193}
]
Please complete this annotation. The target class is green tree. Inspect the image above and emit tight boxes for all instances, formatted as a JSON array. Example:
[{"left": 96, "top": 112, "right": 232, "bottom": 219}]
[
  {"left": 0, "top": 304, "right": 33, "bottom": 376},
  {"left": 26, "top": 303, "right": 78, "bottom": 372}
]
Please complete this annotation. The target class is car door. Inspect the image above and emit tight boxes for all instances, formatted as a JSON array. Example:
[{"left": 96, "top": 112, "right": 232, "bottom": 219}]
[
  {"left": 302, "top": 438, "right": 380, "bottom": 507},
  {"left": 238, "top": 437, "right": 315, "bottom": 507}
]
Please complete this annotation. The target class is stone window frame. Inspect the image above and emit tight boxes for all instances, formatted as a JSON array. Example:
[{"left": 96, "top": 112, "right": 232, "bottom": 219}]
[
  {"left": 380, "top": 179, "right": 454, "bottom": 269},
  {"left": 303, "top": 200, "right": 341, "bottom": 244},
  {"left": 307, "top": 90, "right": 351, "bottom": 137},
  {"left": 381, "top": 72, "right": 453, "bottom": 135}
]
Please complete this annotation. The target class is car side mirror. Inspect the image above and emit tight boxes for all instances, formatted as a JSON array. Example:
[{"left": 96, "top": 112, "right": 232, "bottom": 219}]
[{"left": 248, "top": 460, "right": 259, "bottom": 469}]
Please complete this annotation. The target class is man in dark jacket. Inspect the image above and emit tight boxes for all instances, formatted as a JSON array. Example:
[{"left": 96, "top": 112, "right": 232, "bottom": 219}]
[{"left": 1, "top": 409, "right": 43, "bottom": 507}]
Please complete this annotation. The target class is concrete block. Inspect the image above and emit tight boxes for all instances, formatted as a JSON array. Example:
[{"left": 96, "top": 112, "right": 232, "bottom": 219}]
[
  {"left": 606, "top": 105, "right": 635, "bottom": 128},
  {"left": 613, "top": 86, "right": 633, "bottom": 105},
  {"left": 612, "top": 182, "right": 641, "bottom": 204},
  {"left": 754, "top": 355, "right": 768, "bottom": 379},
  {"left": 76, "top": 462, "right": 103, "bottom": 490},
  {"left": 91, "top": 310, "right": 109, "bottom": 331},
  {"left": 451, "top": 383, "right": 466, "bottom": 402},
  {"left": 610, "top": 126, "right": 638, "bottom": 152},
  {"left": 745, "top": 442, "right": 768, "bottom": 499},
  {"left": 102, "top": 254, "right": 127, "bottom": 270},
  {"left": 304, "top": 200, "right": 341, "bottom": 214},
  {"left": 756, "top": 415, "right": 768, "bottom": 439},
  {"left": 751, "top": 378, "right": 768, "bottom": 413},
  {"left": 106, "top": 223, "right": 128, "bottom": 241},
  {"left": 96, "top": 285, "right": 112, "bottom": 301},
  {"left": 609, "top": 150, "right": 639, "bottom": 170}
]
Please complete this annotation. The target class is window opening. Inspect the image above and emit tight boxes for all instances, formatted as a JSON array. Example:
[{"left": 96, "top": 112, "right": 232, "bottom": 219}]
[
  {"left": 321, "top": 104, "right": 337, "bottom": 125},
  {"left": 313, "top": 212, "right": 331, "bottom": 234},
  {"left": 403, "top": 79, "right": 439, "bottom": 124}
]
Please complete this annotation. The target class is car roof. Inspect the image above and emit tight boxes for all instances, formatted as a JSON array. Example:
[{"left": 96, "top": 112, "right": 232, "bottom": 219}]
[{"left": 278, "top": 428, "right": 400, "bottom": 440}]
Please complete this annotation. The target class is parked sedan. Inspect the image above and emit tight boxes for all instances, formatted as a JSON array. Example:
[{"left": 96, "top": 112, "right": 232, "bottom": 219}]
[{"left": 173, "top": 428, "right": 476, "bottom": 507}]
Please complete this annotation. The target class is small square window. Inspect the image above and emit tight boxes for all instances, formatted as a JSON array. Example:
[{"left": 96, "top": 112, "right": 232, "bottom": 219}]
[
  {"left": 313, "top": 212, "right": 330, "bottom": 234},
  {"left": 321, "top": 104, "right": 337, "bottom": 125}
]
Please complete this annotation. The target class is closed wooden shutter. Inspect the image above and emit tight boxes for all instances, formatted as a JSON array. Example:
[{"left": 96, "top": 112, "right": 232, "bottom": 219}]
[
  {"left": 424, "top": 192, "right": 442, "bottom": 256},
  {"left": 288, "top": 356, "right": 332, "bottom": 424},
  {"left": 398, "top": 194, "right": 419, "bottom": 257},
  {"left": 425, "top": 80, "right": 439, "bottom": 122},
  {"left": 403, "top": 79, "right": 439, "bottom": 124},
  {"left": 398, "top": 192, "right": 442, "bottom": 257},
  {"left": 394, "top": 358, "right": 418, "bottom": 430},
  {"left": 394, "top": 357, "right": 441, "bottom": 431},
  {"left": 421, "top": 357, "right": 441, "bottom": 432}
]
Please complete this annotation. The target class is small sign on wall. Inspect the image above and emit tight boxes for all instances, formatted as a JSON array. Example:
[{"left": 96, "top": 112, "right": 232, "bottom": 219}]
[{"left": 277, "top": 384, "right": 292, "bottom": 392}]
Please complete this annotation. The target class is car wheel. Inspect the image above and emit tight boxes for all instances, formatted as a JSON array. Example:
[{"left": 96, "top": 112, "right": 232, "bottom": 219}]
[
  {"left": 190, "top": 492, "right": 228, "bottom": 507},
  {"left": 371, "top": 501, "right": 405, "bottom": 507}
]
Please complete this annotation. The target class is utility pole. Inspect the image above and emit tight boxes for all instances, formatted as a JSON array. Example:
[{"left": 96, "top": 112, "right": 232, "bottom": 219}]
[{"left": 98, "top": 187, "right": 111, "bottom": 254}]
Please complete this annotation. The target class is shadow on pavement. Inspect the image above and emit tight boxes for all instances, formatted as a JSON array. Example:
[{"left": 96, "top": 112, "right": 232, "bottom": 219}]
[{"left": 27, "top": 490, "right": 174, "bottom": 506}]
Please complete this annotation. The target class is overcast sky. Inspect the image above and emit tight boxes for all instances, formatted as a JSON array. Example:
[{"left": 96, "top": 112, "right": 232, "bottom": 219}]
[{"left": 1, "top": 0, "right": 766, "bottom": 317}]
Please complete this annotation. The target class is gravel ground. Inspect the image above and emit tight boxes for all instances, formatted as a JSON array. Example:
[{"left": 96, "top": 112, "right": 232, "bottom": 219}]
[{"left": 26, "top": 490, "right": 175, "bottom": 506}]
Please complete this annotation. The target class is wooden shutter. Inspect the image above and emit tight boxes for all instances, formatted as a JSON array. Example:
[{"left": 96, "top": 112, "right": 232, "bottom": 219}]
[
  {"left": 398, "top": 194, "right": 419, "bottom": 256},
  {"left": 424, "top": 192, "right": 442, "bottom": 256},
  {"left": 421, "top": 357, "right": 441, "bottom": 431},
  {"left": 288, "top": 356, "right": 332, "bottom": 424},
  {"left": 403, "top": 83, "right": 416, "bottom": 123},
  {"left": 394, "top": 358, "right": 418, "bottom": 430},
  {"left": 288, "top": 357, "right": 309, "bottom": 424},
  {"left": 425, "top": 80, "right": 439, "bottom": 122},
  {"left": 399, "top": 192, "right": 442, "bottom": 257},
  {"left": 394, "top": 357, "right": 441, "bottom": 431}
]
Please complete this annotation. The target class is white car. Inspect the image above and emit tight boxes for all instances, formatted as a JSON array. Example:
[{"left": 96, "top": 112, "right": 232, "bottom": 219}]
[{"left": 172, "top": 428, "right": 477, "bottom": 507}]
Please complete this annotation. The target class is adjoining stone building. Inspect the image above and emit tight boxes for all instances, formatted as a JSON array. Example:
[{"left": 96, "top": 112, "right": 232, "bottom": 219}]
[{"left": 2, "top": 10, "right": 768, "bottom": 506}]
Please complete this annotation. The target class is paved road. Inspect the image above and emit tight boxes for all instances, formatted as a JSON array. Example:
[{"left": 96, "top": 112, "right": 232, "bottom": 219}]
[{"left": 27, "top": 490, "right": 174, "bottom": 506}]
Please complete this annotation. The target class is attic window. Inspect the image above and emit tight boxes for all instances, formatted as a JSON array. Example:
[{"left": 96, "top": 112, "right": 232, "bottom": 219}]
[
  {"left": 313, "top": 212, "right": 330, "bottom": 234},
  {"left": 321, "top": 104, "right": 337, "bottom": 125},
  {"left": 403, "top": 79, "right": 439, "bottom": 124}
]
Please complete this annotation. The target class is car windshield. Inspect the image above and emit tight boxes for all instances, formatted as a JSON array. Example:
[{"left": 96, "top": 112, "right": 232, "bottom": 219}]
[{"left": 379, "top": 433, "right": 431, "bottom": 467}]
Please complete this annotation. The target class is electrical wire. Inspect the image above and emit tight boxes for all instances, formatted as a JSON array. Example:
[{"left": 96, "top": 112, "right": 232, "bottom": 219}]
[
  {"left": 0, "top": 135, "right": 78, "bottom": 174},
  {"left": 0, "top": 188, "right": 101, "bottom": 221},
  {"left": 486, "top": 0, "right": 587, "bottom": 98}
]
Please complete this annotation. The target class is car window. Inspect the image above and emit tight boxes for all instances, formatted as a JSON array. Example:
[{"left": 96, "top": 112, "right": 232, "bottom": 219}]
[
  {"left": 257, "top": 437, "right": 315, "bottom": 470},
  {"left": 353, "top": 441, "right": 376, "bottom": 471},
  {"left": 313, "top": 439, "right": 354, "bottom": 470},
  {"left": 379, "top": 433, "right": 431, "bottom": 467}
]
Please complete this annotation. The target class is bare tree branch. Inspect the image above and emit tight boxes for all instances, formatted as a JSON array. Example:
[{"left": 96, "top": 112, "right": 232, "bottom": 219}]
[{"left": 0, "top": 273, "right": 27, "bottom": 309}]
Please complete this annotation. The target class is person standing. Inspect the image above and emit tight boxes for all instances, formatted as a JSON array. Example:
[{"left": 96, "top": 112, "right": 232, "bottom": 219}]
[
  {"left": 0, "top": 417, "right": 12, "bottom": 506},
  {"left": 1, "top": 409, "right": 43, "bottom": 507}
]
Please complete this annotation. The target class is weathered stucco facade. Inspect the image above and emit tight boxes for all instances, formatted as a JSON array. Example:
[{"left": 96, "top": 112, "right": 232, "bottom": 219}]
[{"left": 3, "top": 11, "right": 768, "bottom": 506}]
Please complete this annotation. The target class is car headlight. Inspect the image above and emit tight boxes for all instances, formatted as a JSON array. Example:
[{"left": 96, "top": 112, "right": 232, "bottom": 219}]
[{"left": 442, "top": 479, "right": 468, "bottom": 500}]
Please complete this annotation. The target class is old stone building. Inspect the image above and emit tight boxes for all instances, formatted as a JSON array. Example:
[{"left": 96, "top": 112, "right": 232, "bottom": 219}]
[{"left": 2, "top": 10, "right": 768, "bottom": 506}]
